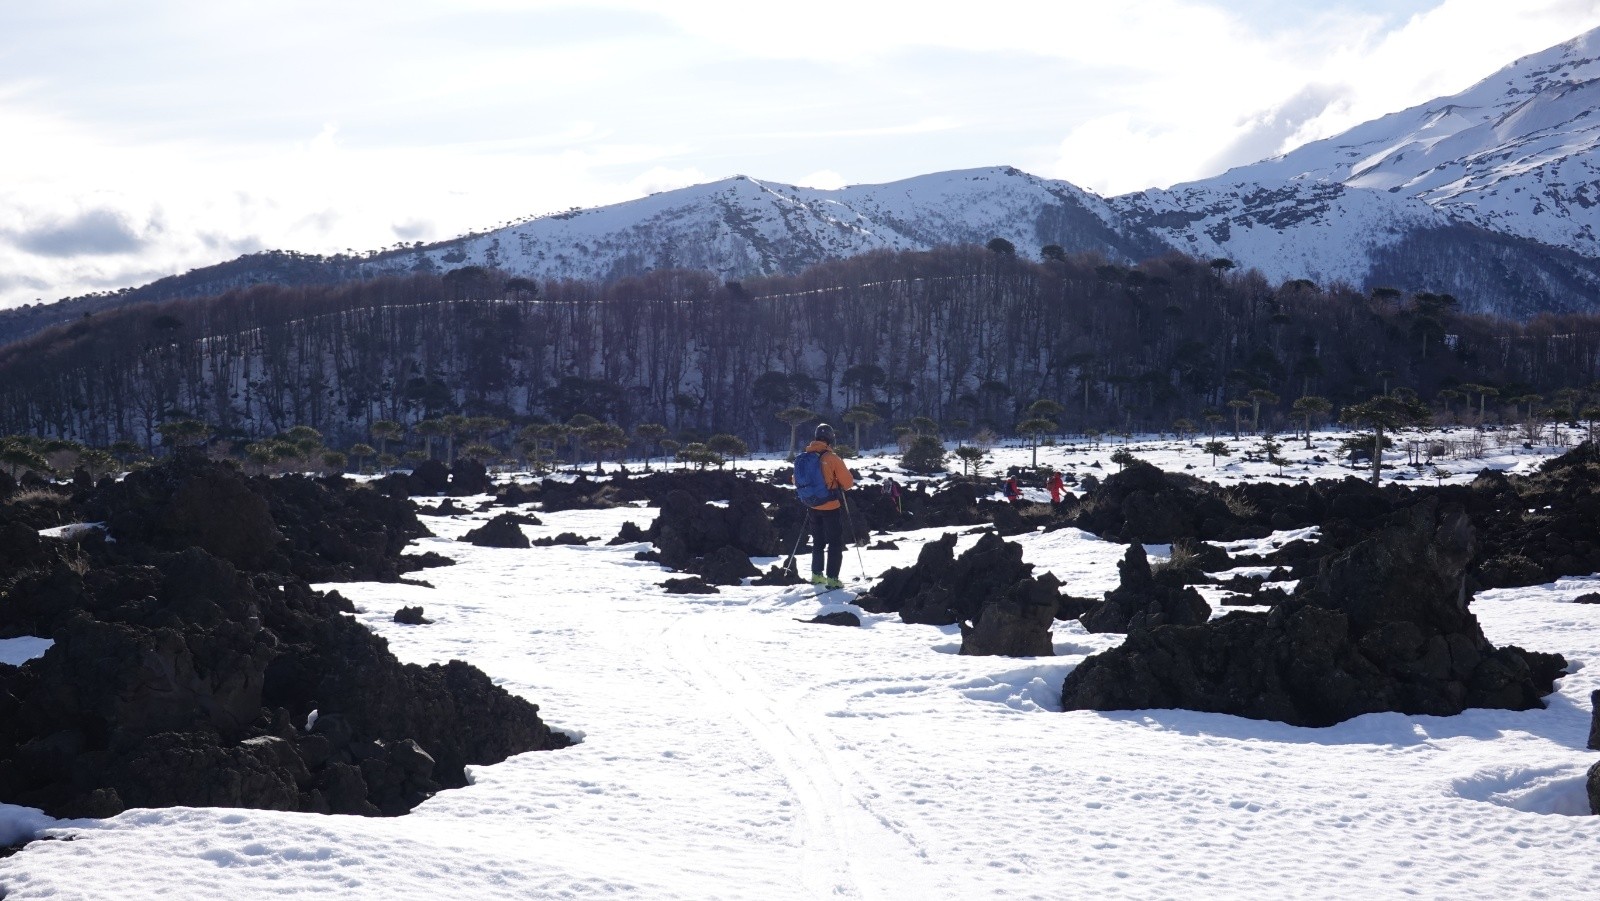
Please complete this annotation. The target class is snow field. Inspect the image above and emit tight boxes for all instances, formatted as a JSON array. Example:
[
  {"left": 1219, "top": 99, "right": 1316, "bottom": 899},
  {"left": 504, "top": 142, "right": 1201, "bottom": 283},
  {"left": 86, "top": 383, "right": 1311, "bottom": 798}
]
[{"left": 4, "top": 436, "right": 1600, "bottom": 898}]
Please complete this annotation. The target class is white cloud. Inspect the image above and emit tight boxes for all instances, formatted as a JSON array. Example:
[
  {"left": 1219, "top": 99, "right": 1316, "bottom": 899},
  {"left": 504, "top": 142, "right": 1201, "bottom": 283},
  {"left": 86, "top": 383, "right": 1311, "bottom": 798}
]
[
  {"left": 629, "top": 165, "right": 711, "bottom": 196},
  {"left": 796, "top": 170, "right": 847, "bottom": 190}
]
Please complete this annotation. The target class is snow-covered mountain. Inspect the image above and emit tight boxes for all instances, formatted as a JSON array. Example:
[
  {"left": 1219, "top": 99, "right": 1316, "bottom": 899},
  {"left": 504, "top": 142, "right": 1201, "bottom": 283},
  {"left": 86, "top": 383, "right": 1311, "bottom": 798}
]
[
  {"left": 1220, "top": 27, "right": 1600, "bottom": 255},
  {"left": 9, "top": 27, "right": 1600, "bottom": 348},
  {"left": 285, "top": 25, "right": 1600, "bottom": 317},
  {"left": 1111, "top": 26, "right": 1600, "bottom": 312},
  {"left": 419, "top": 167, "right": 1160, "bottom": 282}
]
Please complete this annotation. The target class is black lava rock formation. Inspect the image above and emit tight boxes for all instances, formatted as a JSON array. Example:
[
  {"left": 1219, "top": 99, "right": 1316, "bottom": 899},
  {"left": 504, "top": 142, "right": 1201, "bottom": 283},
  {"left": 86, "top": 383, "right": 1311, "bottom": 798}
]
[
  {"left": 1060, "top": 498, "right": 1566, "bottom": 727},
  {"left": 460, "top": 513, "right": 532, "bottom": 548},
  {"left": 394, "top": 606, "right": 432, "bottom": 625},
  {"left": 82, "top": 452, "right": 436, "bottom": 584},
  {"left": 859, "top": 531, "right": 1062, "bottom": 656},
  {"left": 530, "top": 532, "right": 595, "bottom": 547},
  {"left": 1078, "top": 544, "right": 1212, "bottom": 634},
  {"left": 641, "top": 489, "right": 777, "bottom": 584},
  {"left": 803, "top": 611, "right": 862, "bottom": 627},
  {"left": 0, "top": 455, "right": 567, "bottom": 821},
  {"left": 1069, "top": 460, "right": 1269, "bottom": 543},
  {"left": 662, "top": 576, "right": 720, "bottom": 594}
]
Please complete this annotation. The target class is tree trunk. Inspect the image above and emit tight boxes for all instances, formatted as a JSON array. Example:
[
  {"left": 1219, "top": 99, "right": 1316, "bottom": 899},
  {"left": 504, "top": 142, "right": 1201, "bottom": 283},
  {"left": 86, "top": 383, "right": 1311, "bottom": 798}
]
[{"left": 1370, "top": 426, "right": 1384, "bottom": 486}]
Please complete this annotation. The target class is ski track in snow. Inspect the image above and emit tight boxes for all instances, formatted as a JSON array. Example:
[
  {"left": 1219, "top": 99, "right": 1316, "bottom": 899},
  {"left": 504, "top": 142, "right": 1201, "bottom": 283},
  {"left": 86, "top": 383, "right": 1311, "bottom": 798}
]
[{"left": 4, "top": 435, "right": 1600, "bottom": 898}]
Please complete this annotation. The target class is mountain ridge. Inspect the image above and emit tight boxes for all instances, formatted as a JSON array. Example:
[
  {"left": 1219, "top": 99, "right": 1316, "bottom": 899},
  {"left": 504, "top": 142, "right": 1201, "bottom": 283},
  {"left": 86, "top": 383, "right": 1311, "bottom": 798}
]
[{"left": 8, "top": 27, "right": 1600, "bottom": 346}]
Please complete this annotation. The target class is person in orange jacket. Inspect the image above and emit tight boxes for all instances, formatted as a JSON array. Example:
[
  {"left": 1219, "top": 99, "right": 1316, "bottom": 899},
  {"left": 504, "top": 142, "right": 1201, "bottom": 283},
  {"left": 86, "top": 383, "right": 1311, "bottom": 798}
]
[
  {"left": 804, "top": 423, "right": 856, "bottom": 589},
  {"left": 1046, "top": 470, "right": 1065, "bottom": 504}
]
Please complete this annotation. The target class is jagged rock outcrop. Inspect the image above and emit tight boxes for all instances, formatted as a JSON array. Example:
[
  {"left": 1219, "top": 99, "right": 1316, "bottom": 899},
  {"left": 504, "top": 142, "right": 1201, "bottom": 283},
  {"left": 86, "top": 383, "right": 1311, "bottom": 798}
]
[
  {"left": 1061, "top": 498, "right": 1566, "bottom": 727},
  {"left": 394, "top": 606, "right": 432, "bottom": 625},
  {"left": 959, "top": 577, "right": 1058, "bottom": 656},
  {"left": 530, "top": 532, "right": 595, "bottom": 547},
  {"left": 369, "top": 458, "right": 491, "bottom": 499},
  {"left": 1078, "top": 544, "right": 1211, "bottom": 633},
  {"left": 1462, "top": 442, "right": 1600, "bottom": 588},
  {"left": 860, "top": 531, "right": 1062, "bottom": 656},
  {"left": 82, "top": 451, "right": 437, "bottom": 583},
  {"left": 84, "top": 450, "right": 280, "bottom": 569},
  {"left": 460, "top": 513, "right": 532, "bottom": 548},
  {"left": 0, "top": 455, "right": 567, "bottom": 820},
  {"left": 1069, "top": 460, "right": 1267, "bottom": 543},
  {"left": 642, "top": 489, "right": 777, "bottom": 584}
]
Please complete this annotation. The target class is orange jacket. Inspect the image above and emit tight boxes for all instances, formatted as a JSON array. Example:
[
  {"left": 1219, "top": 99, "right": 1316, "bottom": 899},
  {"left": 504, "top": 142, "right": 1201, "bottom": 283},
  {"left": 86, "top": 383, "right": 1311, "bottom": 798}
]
[{"left": 802, "top": 440, "right": 855, "bottom": 510}]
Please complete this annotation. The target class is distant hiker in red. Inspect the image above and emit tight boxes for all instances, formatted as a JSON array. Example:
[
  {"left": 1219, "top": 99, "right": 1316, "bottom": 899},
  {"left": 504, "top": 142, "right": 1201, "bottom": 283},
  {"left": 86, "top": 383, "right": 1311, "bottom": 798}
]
[
  {"left": 1046, "top": 471, "right": 1065, "bottom": 504},
  {"left": 1004, "top": 476, "right": 1022, "bottom": 503},
  {"left": 795, "top": 423, "right": 856, "bottom": 590}
]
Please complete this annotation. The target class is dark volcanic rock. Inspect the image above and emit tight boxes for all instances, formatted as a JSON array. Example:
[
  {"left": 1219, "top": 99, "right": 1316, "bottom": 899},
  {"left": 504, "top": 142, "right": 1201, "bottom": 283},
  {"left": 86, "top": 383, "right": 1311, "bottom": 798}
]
[
  {"left": 531, "top": 532, "right": 595, "bottom": 547},
  {"left": 1069, "top": 460, "right": 1267, "bottom": 543},
  {"left": 644, "top": 489, "right": 777, "bottom": 579},
  {"left": 369, "top": 458, "right": 490, "bottom": 499},
  {"left": 1589, "top": 690, "right": 1600, "bottom": 751},
  {"left": 460, "top": 513, "right": 531, "bottom": 548},
  {"left": 258, "top": 474, "right": 433, "bottom": 583},
  {"left": 609, "top": 521, "right": 648, "bottom": 546},
  {"left": 85, "top": 450, "right": 280, "bottom": 569},
  {"left": 663, "top": 576, "right": 720, "bottom": 594},
  {"left": 533, "top": 475, "right": 624, "bottom": 512},
  {"left": 959, "top": 576, "right": 1058, "bottom": 656},
  {"left": 684, "top": 545, "right": 760, "bottom": 585},
  {"left": 1465, "top": 442, "right": 1600, "bottom": 588},
  {"left": 860, "top": 532, "right": 1061, "bottom": 659},
  {"left": 394, "top": 606, "right": 432, "bottom": 625},
  {"left": 1061, "top": 498, "right": 1566, "bottom": 727},
  {"left": 0, "top": 454, "right": 567, "bottom": 821},
  {"left": 413, "top": 459, "right": 452, "bottom": 495},
  {"left": 1079, "top": 545, "right": 1211, "bottom": 634},
  {"left": 804, "top": 611, "right": 862, "bottom": 627},
  {"left": 448, "top": 459, "right": 492, "bottom": 496},
  {"left": 752, "top": 562, "right": 808, "bottom": 586},
  {"left": 1589, "top": 760, "right": 1600, "bottom": 817}
]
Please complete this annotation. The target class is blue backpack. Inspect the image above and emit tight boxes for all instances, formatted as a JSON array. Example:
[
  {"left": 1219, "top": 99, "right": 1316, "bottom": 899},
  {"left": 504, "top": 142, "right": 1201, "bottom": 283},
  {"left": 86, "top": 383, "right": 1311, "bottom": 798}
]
[{"left": 793, "top": 450, "right": 836, "bottom": 507}]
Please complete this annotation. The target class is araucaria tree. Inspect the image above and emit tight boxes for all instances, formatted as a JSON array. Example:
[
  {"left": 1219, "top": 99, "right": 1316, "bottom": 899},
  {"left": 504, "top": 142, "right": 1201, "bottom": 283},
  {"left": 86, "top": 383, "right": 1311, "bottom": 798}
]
[
  {"left": 1016, "top": 416, "right": 1056, "bottom": 468},
  {"left": 777, "top": 407, "right": 817, "bottom": 460},
  {"left": 1202, "top": 439, "right": 1230, "bottom": 468},
  {"left": 1290, "top": 395, "right": 1331, "bottom": 448},
  {"left": 1340, "top": 393, "right": 1431, "bottom": 485}
]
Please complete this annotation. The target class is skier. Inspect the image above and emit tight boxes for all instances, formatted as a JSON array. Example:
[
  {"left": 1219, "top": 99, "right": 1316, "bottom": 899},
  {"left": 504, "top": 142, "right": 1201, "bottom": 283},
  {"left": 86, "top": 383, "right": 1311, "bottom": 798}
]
[
  {"left": 794, "top": 423, "right": 856, "bottom": 590},
  {"left": 1046, "top": 470, "right": 1065, "bottom": 505}
]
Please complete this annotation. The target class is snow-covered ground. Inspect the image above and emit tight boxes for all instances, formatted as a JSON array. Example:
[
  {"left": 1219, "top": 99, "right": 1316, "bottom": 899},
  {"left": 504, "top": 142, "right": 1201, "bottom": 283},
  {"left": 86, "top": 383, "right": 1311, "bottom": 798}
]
[{"left": 4, "top": 431, "right": 1599, "bottom": 898}]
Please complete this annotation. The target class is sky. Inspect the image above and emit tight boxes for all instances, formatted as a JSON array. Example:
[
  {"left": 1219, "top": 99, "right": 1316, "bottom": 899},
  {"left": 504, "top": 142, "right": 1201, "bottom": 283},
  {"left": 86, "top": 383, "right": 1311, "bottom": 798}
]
[{"left": 3, "top": 0, "right": 1600, "bottom": 310}]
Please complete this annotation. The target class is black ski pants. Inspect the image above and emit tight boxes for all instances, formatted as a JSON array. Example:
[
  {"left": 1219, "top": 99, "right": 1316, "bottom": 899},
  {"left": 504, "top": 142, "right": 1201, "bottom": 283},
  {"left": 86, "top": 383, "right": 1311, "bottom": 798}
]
[{"left": 809, "top": 506, "right": 844, "bottom": 579}]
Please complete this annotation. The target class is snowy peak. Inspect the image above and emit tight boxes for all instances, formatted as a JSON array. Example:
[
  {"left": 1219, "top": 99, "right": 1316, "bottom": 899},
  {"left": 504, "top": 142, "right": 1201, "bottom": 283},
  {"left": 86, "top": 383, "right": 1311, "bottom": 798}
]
[
  {"left": 1084, "top": 26, "right": 1600, "bottom": 313},
  {"left": 1194, "top": 26, "right": 1600, "bottom": 256},
  {"left": 417, "top": 165, "right": 1149, "bottom": 283}
]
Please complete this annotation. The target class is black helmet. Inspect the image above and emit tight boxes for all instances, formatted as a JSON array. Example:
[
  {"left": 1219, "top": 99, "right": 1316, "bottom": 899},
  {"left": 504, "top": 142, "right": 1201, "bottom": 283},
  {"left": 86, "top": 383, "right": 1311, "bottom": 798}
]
[{"left": 814, "top": 423, "right": 836, "bottom": 444}]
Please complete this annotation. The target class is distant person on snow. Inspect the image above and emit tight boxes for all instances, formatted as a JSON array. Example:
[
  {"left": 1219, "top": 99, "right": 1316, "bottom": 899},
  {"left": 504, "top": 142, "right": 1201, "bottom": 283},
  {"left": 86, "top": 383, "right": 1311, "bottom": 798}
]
[
  {"left": 883, "top": 477, "right": 902, "bottom": 514},
  {"left": 797, "top": 423, "right": 856, "bottom": 590},
  {"left": 1004, "top": 475, "right": 1022, "bottom": 504},
  {"left": 1046, "top": 470, "right": 1065, "bottom": 505}
]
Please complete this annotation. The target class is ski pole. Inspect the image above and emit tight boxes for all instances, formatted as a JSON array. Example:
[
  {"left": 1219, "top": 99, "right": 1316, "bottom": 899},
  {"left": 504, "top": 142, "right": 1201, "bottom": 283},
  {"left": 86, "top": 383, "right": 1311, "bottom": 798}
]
[
  {"left": 783, "top": 507, "right": 811, "bottom": 577},
  {"left": 840, "top": 493, "right": 868, "bottom": 582}
]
